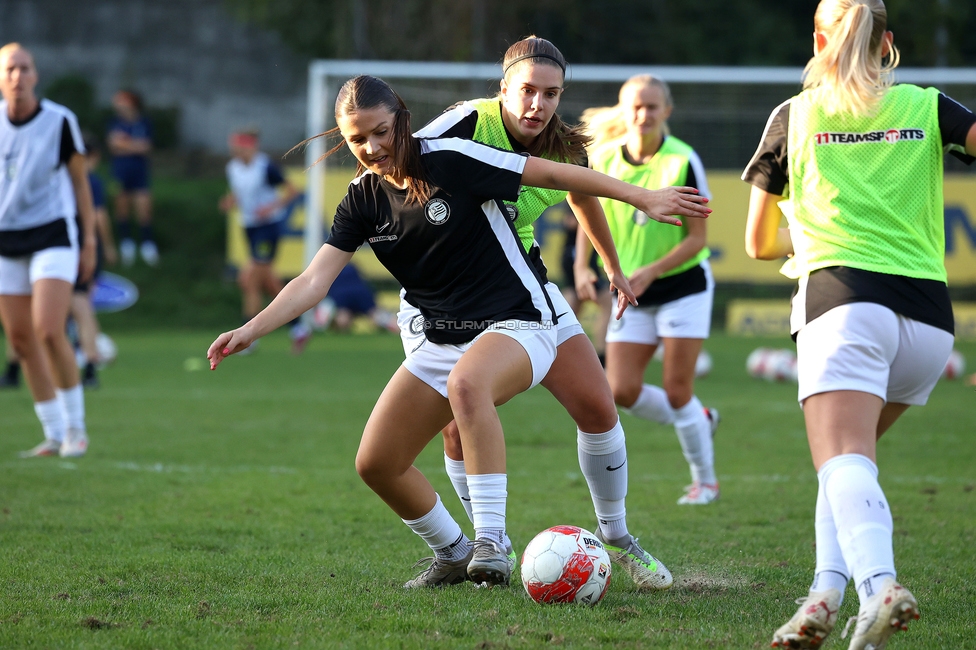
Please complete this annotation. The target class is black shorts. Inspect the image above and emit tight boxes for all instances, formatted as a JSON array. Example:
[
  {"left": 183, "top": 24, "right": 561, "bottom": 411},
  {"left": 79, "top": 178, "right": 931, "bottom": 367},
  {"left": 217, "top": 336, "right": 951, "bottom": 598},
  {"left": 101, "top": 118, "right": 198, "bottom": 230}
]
[{"left": 245, "top": 222, "right": 282, "bottom": 264}]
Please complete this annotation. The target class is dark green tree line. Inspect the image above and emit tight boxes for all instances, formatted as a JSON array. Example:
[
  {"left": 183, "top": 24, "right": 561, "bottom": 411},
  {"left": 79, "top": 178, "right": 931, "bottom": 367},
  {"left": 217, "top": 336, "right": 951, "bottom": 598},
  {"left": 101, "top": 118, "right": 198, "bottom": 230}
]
[{"left": 225, "top": 0, "right": 976, "bottom": 65}]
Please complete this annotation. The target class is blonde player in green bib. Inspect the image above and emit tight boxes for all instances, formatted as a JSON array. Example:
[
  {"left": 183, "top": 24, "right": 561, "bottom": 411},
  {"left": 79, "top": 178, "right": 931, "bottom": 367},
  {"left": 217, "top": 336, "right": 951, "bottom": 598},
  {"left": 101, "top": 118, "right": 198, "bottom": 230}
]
[
  {"left": 742, "top": 1, "right": 976, "bottom": 648},
  {"left": 410, "top": 36, "right": 711, "bottom": 590},
  {"left": 579, "top": 75, "right": 720, "bottom": 507}
]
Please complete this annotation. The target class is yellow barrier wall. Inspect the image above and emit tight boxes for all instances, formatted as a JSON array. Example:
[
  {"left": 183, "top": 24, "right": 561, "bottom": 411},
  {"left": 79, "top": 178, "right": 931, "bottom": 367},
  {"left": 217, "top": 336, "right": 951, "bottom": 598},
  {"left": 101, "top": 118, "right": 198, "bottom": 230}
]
[{"left": 228, "top": 170, "right": 976, "bottom": 286}]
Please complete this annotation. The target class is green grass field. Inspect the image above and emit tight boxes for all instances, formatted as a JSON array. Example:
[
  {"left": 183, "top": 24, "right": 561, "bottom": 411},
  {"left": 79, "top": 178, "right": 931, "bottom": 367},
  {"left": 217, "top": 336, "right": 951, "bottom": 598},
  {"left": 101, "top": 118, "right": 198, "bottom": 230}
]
[{"left": 1, "top": 331, "right": 973, "bottom": 649}]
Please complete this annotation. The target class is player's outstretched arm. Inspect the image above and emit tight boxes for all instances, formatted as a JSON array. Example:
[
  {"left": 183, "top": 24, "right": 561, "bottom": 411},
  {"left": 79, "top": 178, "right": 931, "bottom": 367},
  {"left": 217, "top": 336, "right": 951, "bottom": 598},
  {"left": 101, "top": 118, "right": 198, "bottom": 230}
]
[
  {"left": 522, "top": 157, "right": 710, "bottom": 226},
  {"left": 744, "top": 185, "right": 793, "bottom": 260},
  {"left": 208, "top": 244, "right": 353, "bottom": 369}
]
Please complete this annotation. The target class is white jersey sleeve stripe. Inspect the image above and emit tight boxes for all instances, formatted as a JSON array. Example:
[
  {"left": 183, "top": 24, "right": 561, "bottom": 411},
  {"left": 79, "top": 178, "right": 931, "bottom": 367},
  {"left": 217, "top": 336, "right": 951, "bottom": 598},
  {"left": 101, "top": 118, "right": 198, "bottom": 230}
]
[
  {"left": 414, "top": 102, "right": 478, "bottom": 138},
  {"left": 481, "top": 199, "right": 554, "bottom": 323},
  {"left": 742, "top": 98, "right": 792, "bottom": 179},
  {"left": 421, "top": 137, "right": 526, "bottom": 174},
  {"left": 687, "top": 149, "right": 710, "bottom": 199}
]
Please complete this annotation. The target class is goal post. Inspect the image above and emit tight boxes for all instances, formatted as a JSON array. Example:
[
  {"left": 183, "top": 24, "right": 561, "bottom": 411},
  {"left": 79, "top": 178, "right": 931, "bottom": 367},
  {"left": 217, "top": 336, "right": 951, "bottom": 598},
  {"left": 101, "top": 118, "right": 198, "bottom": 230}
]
[{"left": 304, "top": 60, "right": 976, "bottom": 271}]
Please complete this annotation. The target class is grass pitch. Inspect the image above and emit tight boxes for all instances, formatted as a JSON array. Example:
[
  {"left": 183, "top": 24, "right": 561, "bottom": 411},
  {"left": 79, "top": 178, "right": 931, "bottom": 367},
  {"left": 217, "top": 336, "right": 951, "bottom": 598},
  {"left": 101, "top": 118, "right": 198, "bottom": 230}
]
[{"left": 1, "top": 331, "right": 973, "bottom": 649}]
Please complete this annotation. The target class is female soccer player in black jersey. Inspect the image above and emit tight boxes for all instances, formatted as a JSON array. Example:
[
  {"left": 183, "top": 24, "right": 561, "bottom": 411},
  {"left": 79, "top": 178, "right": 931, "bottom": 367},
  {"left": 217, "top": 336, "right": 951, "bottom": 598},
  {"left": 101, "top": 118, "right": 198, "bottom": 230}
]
[
  {"left": 413, "top": 37, "right": 700, "bottom": 588},
  {"left": 208, "top": 75, "right": 709, "bottom": 589}
]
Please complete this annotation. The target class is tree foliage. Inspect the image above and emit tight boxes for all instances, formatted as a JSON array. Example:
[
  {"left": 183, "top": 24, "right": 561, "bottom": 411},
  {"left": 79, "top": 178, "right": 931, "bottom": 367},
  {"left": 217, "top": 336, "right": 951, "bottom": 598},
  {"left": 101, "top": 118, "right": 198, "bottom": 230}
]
[{"left": 225, "top": 0, "right": 976, "bottom": 66}]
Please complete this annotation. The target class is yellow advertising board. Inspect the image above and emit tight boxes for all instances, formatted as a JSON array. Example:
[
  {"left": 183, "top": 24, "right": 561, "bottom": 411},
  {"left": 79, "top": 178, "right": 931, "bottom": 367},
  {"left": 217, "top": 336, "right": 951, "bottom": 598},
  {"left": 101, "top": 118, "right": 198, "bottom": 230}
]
[
  {"left": 727, "top": 299, "right": 976, "bottom": 339},
  {"left": 227, "top": 170, "right": 976, "bottom": 287}
]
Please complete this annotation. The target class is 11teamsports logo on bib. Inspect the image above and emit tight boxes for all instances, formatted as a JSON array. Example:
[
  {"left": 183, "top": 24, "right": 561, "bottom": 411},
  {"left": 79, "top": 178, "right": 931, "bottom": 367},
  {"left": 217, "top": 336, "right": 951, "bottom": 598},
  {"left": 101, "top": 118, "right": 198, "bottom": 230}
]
[
  {"left": 425, "top": 198, "right": 451, "bottom": 225},
  {"left": 813, "top": 129, "right": 925, "bottom": 145}
]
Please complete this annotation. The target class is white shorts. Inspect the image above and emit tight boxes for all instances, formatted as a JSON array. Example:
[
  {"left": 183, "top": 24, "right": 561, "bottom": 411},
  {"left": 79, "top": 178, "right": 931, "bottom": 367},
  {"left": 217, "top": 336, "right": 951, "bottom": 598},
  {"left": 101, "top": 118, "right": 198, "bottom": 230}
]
[
  {"left": 0, "top": 247, "right": 79, "bottom": 296},
  {"left": 795, "top": 302, "right": 954, "bottom": 405},
  {"left": 605, "top": 261, "right": 714, "bottom": 345},
  {"left": 403, "top": 320, "right": 558, "bottom": 399},
  {"left": 397, "top": 281, "right": 583, "bottom": 357}
]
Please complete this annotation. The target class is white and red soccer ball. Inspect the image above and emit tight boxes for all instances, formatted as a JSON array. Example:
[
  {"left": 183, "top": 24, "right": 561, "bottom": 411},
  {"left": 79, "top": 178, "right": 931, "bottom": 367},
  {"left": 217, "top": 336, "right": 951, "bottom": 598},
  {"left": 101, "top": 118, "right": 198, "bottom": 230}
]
[
  {"left": 746, "top": 347, "right": 798, "bottom": 382},
  {"left": 520, "top": 525, "right": 612, "bottom": 606},
  {"left": 942, "top": 349, "right": 966, "bottom": 380}
]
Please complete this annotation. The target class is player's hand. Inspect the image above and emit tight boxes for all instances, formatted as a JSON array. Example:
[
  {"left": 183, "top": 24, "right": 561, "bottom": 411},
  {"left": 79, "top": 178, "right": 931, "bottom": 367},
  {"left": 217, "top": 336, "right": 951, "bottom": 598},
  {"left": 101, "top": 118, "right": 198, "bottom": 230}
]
[
  {"left": 635, "top": 186, "right": 710, "bottom": 226},
  {"left": 207, "top": 328, "right": 254, "bottom": 370},
  {"left": 628, "top": 265, "right": 660, "bottom": 298},
  {"left": 78, "top": 240, "right": 97, "bottom": 284},
  {"left": 255, "top": 202, "right": 277, "bottom": 220},
  {"left": 574, "top": 265, "right": 599, "bottom": 303},
  {"left": 218, "top": 194, "right": 235, "bottom": 213},
  {"left": 605, "top": 268, "right": 638, "bottom": 320}
]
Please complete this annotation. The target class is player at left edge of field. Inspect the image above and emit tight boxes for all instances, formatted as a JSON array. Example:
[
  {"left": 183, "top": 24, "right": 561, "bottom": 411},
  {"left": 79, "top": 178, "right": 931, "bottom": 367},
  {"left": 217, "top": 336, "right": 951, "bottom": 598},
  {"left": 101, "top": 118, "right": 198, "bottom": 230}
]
[{"left": 0, "top": 42, "right": 96, "bottom": 457}]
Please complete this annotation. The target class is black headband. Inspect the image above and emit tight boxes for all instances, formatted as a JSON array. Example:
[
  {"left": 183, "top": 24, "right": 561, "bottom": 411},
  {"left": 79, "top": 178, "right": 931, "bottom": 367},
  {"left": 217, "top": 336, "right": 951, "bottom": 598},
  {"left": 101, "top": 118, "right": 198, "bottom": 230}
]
[{"left": 503, "top": 53, "right": 566, "bottom": 75}]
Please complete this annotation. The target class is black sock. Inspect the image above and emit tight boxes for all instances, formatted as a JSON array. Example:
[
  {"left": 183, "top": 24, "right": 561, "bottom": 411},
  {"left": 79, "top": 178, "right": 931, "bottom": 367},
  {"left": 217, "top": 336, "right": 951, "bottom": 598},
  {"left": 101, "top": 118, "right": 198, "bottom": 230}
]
[{"left": 4, "top": 361, "right": 19, "bottom": 382}]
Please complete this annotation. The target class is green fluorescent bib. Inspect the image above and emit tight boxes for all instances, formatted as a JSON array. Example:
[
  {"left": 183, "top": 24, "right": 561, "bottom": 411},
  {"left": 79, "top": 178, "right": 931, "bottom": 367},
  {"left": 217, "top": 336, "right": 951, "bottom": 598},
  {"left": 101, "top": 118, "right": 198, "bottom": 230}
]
[
  {"left": 469, "top": 97, "right": 568, "bottom": 252},
  {"left": 590, "top": 136, "right": 709, "bottom": 278},
  {"left": 783, "top": 84, "right": 946, "bottom": 282}
]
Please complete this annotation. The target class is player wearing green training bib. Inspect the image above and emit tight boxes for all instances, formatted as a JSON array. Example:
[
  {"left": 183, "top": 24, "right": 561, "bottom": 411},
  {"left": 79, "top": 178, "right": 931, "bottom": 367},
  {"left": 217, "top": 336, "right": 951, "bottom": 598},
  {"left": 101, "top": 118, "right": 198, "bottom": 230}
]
[
  {"left": 581, "top": 74, "right": 720, "bottom": 508},
  {"left": 742, "top": 2, "right": 976, "bottom": 648},
  {"left": 403, "top": 36, "right": 710, "bottom": 591}
]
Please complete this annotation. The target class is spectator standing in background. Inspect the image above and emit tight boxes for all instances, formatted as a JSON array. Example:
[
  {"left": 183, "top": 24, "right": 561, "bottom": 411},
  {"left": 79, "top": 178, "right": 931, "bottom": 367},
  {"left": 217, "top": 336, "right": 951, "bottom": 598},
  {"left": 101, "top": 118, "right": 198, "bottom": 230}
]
[{"left": 107, "top": 89, "right": 156, "bottom": 266}]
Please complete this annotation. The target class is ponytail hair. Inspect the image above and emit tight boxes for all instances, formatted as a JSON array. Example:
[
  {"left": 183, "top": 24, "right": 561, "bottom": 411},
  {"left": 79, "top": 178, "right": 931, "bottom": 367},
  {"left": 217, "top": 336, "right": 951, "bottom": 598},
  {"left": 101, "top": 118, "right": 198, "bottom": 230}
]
[
  {"left": 582, "top": 75, "right": 673, "bottom": 151},
  {"left": 803, "top": 0, "right": 900, "bottom": 116},
  {"left": 499, "top": 36, "right": 591, "bottom": 164},
  {"left": 293, "top": 75, "right": 433, "bottom": 204}
]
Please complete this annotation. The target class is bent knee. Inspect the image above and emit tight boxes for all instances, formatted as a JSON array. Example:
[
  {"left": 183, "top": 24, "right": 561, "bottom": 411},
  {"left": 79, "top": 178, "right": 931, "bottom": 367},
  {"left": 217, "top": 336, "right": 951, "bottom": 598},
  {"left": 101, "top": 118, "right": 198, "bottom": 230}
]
[
  {"left": 355, "top": 451, "right": 388, "bottom": 488},
  {"left": 446, "top": 372, "right": 489, "bottom": 414},
  {"left": 611, "top": 383, "right": 642, "bottom": 409},
  {"left": 666, "top": 387, "right": 693, "bottom": 410}
]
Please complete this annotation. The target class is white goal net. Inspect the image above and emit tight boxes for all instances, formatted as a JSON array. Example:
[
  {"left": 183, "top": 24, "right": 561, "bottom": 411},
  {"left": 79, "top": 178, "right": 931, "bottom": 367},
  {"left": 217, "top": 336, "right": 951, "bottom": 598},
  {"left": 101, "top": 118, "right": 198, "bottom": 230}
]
[{"left": 304, "top": 60, "right": 976, "bottom": 267}]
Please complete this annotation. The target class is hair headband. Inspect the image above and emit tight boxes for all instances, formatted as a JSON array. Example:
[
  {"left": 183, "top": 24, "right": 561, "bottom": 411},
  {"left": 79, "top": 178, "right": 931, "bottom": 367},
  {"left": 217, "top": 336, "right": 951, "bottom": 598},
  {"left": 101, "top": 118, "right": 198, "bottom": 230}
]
[{"left": 503, "top": 53, "right": 566, "bottom": 75}]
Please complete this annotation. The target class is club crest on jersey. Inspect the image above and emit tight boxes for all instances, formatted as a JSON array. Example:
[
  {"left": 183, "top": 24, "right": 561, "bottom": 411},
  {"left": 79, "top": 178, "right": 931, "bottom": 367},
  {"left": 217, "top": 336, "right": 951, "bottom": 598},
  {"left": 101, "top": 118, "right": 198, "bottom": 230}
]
[
  {"left": 424, "top": 198, "right": 451, "bottom": 225},
  {"left": 632, "top": 210, "right": 650, "bottom": 226},
  {"left": 409, "top": 314, "right": 427, "bottom": 335},
  {"left": 505, "top": 203, "right": 519, "bottom": 222}
]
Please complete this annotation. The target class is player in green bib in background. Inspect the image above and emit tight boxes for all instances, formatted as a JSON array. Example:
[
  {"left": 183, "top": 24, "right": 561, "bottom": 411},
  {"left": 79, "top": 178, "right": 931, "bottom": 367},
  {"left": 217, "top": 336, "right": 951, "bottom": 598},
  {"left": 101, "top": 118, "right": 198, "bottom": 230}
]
[
  {"left": 580, "top": 75, "right": 720, "bottom": 507},
  {"left": 409, "top": 36, "right": 711, "bottom": 590},
  {"left": 742, "top": 1, "right": 976, "bottom": 648}
]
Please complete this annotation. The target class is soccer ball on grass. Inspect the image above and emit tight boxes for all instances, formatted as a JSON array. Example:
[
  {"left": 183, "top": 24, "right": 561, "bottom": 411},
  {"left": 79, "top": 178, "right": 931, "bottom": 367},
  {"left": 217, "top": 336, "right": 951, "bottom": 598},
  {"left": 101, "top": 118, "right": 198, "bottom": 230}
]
[{"left": 520, "top": 525, "right": 611, "bottom": 605}]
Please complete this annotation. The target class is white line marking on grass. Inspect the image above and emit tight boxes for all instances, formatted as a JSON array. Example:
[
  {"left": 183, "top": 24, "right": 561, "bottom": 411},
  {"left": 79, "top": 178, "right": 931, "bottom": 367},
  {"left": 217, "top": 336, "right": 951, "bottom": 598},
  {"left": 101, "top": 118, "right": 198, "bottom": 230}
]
[{"left": 0, "top": 460, "right": 298, "bottom": 475}]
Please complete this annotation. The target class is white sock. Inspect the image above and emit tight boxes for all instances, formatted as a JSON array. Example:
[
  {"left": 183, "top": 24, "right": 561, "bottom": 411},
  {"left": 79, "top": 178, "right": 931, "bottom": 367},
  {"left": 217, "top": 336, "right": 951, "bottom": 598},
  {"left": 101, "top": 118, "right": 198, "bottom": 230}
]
[
  {"left": 401, "top": 494, "right": 471, "bottom": 561},
  {"left": 468, "top": 473, "right": 507, "bottom": 544},
  {"left": 34, "top": 398, "right": 66, "bottom": 443},
  {"left": 56, "top": 385, "right": 86, "bottom": 432},
  {"left": 810, "top": 464, "right": 850, "bottom": 602},
  {"left": 444, "top": 454, "right": 474, "bottom": 523},
  {"left": 673, "top": 396, "right": 716, "bottom": 485},
  {"left": 620, "top": 384, "right": 675, "bottom": 425},
  {"left": 577, "top": 420, "right": 629, "bottom": 542},
  {"left": 821, "top": 454, "right": 896, "bottom": 602}
]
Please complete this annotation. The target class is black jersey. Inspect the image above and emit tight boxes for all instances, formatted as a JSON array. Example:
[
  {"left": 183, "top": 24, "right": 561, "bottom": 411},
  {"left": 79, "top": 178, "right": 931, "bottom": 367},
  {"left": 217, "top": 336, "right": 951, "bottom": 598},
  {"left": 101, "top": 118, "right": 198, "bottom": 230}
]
[
  {"left": 741, "top": 90, "right": 974, "bottom": 337},
  {"left": 327, "top": 137, "right": 555, "bottom": 345}
]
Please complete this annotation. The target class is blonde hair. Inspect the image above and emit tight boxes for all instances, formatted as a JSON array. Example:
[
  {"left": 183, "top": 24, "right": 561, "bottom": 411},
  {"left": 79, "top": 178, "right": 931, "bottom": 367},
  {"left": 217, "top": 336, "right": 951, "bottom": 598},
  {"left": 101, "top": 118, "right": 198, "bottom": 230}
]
[
  {"left": 803, "top": 0, "right": 900, "bottom": 116},
  {"left": 0, "top": 42, "right": 34, "bottom": 67},
  {"left": 582, "top": 75, "right": 672, "bottom": 151}
]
